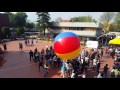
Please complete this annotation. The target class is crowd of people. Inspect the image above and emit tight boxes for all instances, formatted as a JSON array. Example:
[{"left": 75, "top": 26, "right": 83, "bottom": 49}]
[
  {"left": 105, "top": 44, "right": 120, "bottom": 78},
  {"left": 27, "top": 37, "right": 120, "bottom": 78},
  {"left": 25, "top": 39, "right": 34, "bottom": 46},
  {"left": 28, "top": 43, "right": 108, "bottom": 78},
  {"left": 1, "top": 34, "right": 120, "bottom": 78},
  {"left": 29, "top": 45, "right": 62, "bottom": 77},
  {"left": 98, "top": 34, "right": 116, "bottom": 47}
]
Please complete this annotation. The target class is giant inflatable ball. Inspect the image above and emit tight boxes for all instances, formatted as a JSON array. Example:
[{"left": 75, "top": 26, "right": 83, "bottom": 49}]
[{"left": 53, "top": 32, "right": 81, "bottom": 61}]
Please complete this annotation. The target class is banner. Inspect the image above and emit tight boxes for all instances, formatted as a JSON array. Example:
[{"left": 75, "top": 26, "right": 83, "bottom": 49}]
[{"left": 86, "top": 41, "right": 98, "bottom": 48}]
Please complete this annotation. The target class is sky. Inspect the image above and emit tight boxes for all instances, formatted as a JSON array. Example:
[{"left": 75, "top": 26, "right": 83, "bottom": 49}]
[
  {"left": 0, "top": 12, "right": 103, "bottom": 22},
  {"left": 27, "top": 12, "right": 103, "bottom": 22}
]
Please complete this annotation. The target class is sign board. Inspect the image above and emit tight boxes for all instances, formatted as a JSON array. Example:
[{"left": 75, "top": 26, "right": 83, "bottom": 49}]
[{"left": 86, "top": 41, "right": 98, "bottom": 49}]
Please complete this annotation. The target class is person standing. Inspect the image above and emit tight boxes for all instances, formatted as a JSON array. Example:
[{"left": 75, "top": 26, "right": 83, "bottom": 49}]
[
  {"left": 60, "top": 62, "right": 66, "bottom": 78},
  {"left": 38, "top": 60, "right": 43, "bottom": 72},
  {"left": 90, "top": 51, "right": 96, "bottom": 62},
  {"left": 100, "top": 48, "right": 103, "bottom": 58},
  {"left": 25, "top": 40, "right": 27, "bottom": 46},
  {"left": 31, "top": 39, "right": 34, "bottom": 46},
  {"left": 40, "top": 51, "right": 44, "bottom": 62},
  {"left": 34, "top": 52, "right": 39, "bottom": 62},
  {"left": 20, "top": 43, "right": 23, "bottom": 50},
  {"left": 111, "top": 48, "right": 115, "bottom": 59},
  {"left": 103, "top": 64, "right": 109, "bottom": 78},
  {"left": 43, "top": 61, "right": 49, "bottom": 77},
  {"left": 29, "top": 50, "right": 33, "bottom": 62},
  {"left": 3, "top": 42, "right": 7, "bottom": 51},
  {"left": 81, "top": 48, "right": 85, "bottom": 59},
  {"left": 96, "top": 60, "right": 101, "bottom": 74},
  {"left": 27, "top": 39, "right": 30, "bottom": 46},
  {"left": 46, "top": 44, "right": 49, "bottom": 50},
  {"left": 36, "top": 38, "right": 38, "bottom": 43},
  {"left": 93, "top": 58, "right": 97, "bottom": 70}
]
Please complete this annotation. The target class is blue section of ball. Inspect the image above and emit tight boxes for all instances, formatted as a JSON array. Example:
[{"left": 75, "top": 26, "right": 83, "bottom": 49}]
[{"left": 54, "top": 32, "right": 78, "bottom": 43}]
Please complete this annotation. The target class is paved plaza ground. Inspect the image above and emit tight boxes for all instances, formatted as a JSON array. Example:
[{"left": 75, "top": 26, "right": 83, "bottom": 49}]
[{"left": 0, "top": 40, "right": 114, "bottom": 78}]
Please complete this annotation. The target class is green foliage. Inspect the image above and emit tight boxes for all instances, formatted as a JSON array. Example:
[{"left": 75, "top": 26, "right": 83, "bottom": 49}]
[
  {"left": 36, "top": 12, "right": 51, "bottom": 36},
  {"left": 6, "top": 12, "right": 28, "bottom": 28},
  {"left": 36, "top": 22, "right": 43, "bottom": 32},
  {"left": 71, "top": 16, "right": 96, "bottom": 22},
  {"left": 109, "top": 23, "right": 115, "bottom": 31},
  {"left": 16, "top": 28, "right": 25, "bottom": 37},
  {"left": 14, "top": 12, "right": 28, "bottom": 27},
  {"left": 99, "top": 12, "right": 115, "bottom": 32},
  {"left": 114, "top": 12, "right": 120, "bottom": 32},
  {"left": 9, "top": 13, "right": 16, "bottom": 27},
  {"left": 26, "top": 21, "right": 35, "bottom": 29}
]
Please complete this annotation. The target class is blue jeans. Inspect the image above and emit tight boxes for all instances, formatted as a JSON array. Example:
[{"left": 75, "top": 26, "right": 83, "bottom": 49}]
[{"left": 104, "top": 72, "right": 107, "bottom": 78}]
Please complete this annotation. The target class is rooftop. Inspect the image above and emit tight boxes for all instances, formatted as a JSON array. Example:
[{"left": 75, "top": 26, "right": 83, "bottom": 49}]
[{"left": 52, "top": 22, "right": 103, "bottom": 28}]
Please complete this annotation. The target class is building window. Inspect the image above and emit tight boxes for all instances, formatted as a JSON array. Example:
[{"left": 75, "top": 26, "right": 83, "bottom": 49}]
[{"left": 81, "top": 27, "right": 85, "bottom": 31}]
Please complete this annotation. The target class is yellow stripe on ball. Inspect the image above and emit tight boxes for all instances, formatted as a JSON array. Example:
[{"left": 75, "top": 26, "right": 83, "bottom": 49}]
[{"left": 55, "top": 47, "right": 81, "bottom": 61}]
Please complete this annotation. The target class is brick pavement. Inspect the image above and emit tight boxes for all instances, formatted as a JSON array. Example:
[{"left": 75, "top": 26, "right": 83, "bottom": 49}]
[{"left": 0, "top": 40, "right": 114, "bottom": 78}]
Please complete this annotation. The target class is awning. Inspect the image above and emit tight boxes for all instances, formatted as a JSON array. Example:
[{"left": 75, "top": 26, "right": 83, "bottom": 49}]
[{"left": 109, "top": 37, "right": 120, "bottom": 45}]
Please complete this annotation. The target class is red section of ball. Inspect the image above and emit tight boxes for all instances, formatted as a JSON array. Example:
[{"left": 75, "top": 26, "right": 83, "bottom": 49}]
[{"left": 54, "top": 36, "right": 80, "bottom": 54}]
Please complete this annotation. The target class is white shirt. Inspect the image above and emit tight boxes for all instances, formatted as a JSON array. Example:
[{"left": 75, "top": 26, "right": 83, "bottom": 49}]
[
  {"left": 115, "top": 48, "right": 118, "bottom": 52},
  {"left": 71, "top": 73, "right": 75, "bottom": 78},
  {"left": 97, "top": 73, "right": 102, "bottom": 78},
  {"left": 66, "top": 63, "right": 69, "bottom": 70},
  {"left": 81, "top": 59, "right": 83, "bottom": 64},
  {"left": 111, "top": 69, "right": 114, "bottom": 73},
  {"left": 109, "top": 48, "right": 112, "bottom": 52},
  {"left": 97, "top": 75, "right": 102, "bottom": 78},
  {"left": 82, "top": 74, "right": 86, "bottom": 78},
  {"left": 46, "top": 45, "right": 48, "bottom": 49}
]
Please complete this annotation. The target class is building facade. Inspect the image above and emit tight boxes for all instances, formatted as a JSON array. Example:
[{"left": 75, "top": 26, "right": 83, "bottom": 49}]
[{"left": 50, "top": 21, "right": 103, "bottom": 40}]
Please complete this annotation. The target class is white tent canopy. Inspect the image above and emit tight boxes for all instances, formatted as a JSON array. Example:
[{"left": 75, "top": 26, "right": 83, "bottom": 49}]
[{"left": 98, "top": 32, "right": 120, "bottom": 38}]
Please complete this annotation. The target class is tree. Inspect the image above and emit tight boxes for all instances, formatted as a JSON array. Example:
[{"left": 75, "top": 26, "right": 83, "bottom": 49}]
[
  {"left": 114, "top": 12, "right": 120, "bottom": 32},
  {"left": 2, "top": 27, "right": 11, "bottom": 38},
  {"left": 36, "top": 12, "right": 51, "bottom": 36},
  {"left": 8, "top": 13, "right": 16, "bottom": 27},
  {"left": 16, "top": 28, "right": 24, "bottom": 37},
  {"left": 4, "top": 12, "right": 28, "bottom": 28},
  {"left": 36, "top": 22, "right": 43, "bottom": 33},
  {"left": 109, "top": 23, "right": 116, "bottom": 32},
  {"left": 99, "top": 12, "right": 115, "bottom": 32},
  {"left": 26, "top": 21, "right": 35, "bottom": 29},
  {"left": 71, "top": 16, "right": 96, "bottom": 22},
  {"left": 14, "top": 12, "right": 28, "bottom": 27}
]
